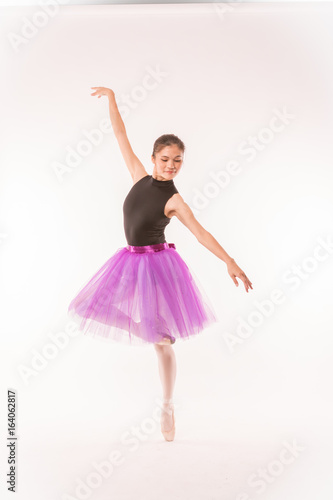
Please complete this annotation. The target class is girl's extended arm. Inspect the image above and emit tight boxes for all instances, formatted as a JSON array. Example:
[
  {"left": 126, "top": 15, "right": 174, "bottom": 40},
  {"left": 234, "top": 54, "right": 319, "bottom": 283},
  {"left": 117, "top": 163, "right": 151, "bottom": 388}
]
[
  {"left": 167, "top": 193, "right": 253, "bottom": 293},
  {"left": 91, "top": 86, "right": 147, "bottom": 182}
]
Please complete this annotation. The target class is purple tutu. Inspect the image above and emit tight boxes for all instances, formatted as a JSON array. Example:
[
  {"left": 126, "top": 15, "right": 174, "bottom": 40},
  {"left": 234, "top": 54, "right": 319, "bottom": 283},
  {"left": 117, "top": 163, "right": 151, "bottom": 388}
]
[{"left": 68, "top": 242, "right": 218, "bottom": 346}]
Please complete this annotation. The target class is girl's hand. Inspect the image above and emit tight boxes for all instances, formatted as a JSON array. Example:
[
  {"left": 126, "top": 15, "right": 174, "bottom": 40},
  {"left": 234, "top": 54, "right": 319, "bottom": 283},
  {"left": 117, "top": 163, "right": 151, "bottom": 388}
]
[
  {"left": 90, "top": 87, "right": 115, "bottom": 99},
  {"left": 227, "top": 259, "right": 253, "bottom": 293}
]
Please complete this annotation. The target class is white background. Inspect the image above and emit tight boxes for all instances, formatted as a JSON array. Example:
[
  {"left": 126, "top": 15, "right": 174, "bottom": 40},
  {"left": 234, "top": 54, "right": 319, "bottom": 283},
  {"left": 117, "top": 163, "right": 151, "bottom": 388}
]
[{"left": 1, "top": 3, "right": 333, "bottom": 499}]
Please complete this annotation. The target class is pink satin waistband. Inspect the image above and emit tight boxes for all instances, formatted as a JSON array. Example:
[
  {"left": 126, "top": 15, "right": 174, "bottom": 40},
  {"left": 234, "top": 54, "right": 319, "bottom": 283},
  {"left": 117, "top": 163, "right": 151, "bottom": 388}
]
[{"left": 126, "top": 242, "right": 176, "bottom": 253}]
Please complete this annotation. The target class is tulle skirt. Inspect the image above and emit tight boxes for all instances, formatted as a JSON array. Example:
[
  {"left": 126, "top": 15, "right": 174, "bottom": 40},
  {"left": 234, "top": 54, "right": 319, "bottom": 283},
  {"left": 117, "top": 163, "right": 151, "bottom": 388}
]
[{"left": 68, "top": 242, "right": 218, "bottom": 346}]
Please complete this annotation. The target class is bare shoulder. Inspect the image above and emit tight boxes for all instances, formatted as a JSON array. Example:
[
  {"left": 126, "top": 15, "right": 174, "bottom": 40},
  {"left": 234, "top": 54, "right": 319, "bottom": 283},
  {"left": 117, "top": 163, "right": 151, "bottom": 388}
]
[
  {"left": 165, "top": 193, "right": 206, "bottom": 241},
  {"left": 164, "top": 193, "right": 191, "bottom": 219}
]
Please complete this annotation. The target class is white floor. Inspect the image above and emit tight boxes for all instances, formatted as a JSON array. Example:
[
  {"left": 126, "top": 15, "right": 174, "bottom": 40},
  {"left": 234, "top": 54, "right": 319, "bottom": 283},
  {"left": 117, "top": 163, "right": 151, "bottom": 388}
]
[
  {"left": 7, "top": 406, "right": 333, "bottom": 500},
  {"left": 2, "top": 324, "right": 333, "bottom": 500}
]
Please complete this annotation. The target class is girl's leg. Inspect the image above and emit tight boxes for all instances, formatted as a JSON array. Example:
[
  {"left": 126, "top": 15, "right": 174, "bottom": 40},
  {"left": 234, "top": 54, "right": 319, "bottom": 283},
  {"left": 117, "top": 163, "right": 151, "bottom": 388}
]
[{"left": 154, "top": 343, "right": 177, "bottom": 431}]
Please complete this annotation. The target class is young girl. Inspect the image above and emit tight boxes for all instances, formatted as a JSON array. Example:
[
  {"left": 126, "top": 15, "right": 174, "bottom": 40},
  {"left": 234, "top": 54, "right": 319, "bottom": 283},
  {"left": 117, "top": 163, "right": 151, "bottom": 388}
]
[{"left": 68, "top": 86, "right": 253, "bottom": 442}]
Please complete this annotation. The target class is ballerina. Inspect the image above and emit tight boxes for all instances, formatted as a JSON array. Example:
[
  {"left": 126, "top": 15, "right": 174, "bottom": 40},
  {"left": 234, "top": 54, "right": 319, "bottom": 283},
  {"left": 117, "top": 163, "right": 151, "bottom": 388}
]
[{"left": 68, "top": 86, "right": 253, "bottom": 441}]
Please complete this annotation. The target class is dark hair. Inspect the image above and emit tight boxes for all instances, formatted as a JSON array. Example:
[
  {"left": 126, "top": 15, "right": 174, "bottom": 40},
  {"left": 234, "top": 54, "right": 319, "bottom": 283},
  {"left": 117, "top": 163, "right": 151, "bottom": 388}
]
[{"left": 152, "top": 134, "right": 185, "bottom": 158}]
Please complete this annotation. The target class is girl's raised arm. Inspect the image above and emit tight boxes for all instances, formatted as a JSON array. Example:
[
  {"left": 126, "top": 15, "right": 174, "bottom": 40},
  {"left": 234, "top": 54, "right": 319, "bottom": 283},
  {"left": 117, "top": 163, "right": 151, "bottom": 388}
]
[{"left": 91, "top": 87, "right": 147, "bottom": 182}]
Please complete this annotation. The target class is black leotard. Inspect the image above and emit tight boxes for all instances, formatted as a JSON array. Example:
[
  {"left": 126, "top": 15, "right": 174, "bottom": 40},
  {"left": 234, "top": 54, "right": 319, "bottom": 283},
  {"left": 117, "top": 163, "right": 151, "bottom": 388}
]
[{"left": 123, "top": 174, "right": 179, "bottom": 246}]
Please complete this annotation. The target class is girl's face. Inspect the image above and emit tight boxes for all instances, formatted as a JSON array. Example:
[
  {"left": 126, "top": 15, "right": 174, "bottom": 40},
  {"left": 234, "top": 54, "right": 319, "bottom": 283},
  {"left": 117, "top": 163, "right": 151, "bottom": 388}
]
[{"left": 151, "top": 145, "right": 183, "bottom": 180}]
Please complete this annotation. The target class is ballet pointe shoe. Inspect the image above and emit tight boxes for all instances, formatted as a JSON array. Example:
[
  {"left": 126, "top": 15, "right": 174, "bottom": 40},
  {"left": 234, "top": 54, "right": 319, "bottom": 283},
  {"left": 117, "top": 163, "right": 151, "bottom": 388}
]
[
  {"left": 160, "top": 398, "right": 176, "bottom": 442},
  {"left": 155, "top": 333, "right": 176, "bottom": 346},
  {"left": 154, "top": 315, "right": 176, "bottom": 345}
]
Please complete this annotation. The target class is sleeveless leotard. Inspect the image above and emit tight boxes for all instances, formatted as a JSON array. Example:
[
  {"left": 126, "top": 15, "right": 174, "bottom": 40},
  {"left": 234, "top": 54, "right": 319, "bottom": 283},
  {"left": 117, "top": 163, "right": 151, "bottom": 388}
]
[{"left": 123, "top": 174, "right": 179, "bottom": 246}]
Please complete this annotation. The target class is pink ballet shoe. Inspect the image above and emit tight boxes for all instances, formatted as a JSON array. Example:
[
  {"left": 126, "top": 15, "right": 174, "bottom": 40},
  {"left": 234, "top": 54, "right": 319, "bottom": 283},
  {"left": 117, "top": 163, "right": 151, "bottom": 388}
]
[
  {"left": 155, "top": 333, "right": 176, "bottom": 345},
  {"left": 155, "top": 315, "right": 176, "bottom": 345},
  {"left": 161, "top": 399, "right": 176, "bottom": 441}
]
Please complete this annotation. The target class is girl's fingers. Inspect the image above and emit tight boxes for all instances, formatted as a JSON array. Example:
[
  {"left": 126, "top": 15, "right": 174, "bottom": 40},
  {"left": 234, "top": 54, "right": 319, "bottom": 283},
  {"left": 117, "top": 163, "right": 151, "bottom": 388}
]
[{"left": 235, "top": 273, "right": 253, "bottom": 292}]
